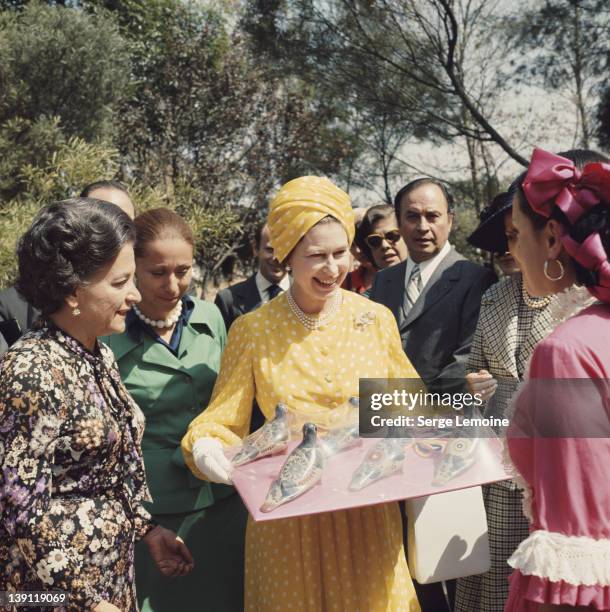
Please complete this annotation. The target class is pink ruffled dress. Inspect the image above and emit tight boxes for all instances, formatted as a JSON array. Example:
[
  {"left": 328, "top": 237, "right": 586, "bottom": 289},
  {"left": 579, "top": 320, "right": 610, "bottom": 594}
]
[{"left": 506, "top": 303, "right": 610, "bottom": 610}]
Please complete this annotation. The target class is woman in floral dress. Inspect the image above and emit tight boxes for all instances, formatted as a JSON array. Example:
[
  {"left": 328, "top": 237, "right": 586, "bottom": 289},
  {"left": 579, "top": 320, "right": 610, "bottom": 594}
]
[{"left": 0, "top": 199, "right": 193, "bottom": 612}]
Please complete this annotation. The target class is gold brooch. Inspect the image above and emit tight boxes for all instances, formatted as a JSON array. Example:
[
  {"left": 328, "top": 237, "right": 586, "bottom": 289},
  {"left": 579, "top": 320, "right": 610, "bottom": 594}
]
[{"left": 354, "top": 311, "right": 376, "bottom": 331}]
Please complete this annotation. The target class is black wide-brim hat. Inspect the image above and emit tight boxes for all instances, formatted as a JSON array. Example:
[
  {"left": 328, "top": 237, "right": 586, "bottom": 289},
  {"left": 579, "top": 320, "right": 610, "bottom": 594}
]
[{"left": 467, "top": 191, "right": 513, "bottom": 254}]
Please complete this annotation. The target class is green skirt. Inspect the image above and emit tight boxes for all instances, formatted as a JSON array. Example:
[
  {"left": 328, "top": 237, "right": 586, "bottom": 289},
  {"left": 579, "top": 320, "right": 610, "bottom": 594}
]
[{"left": 135, "top": 492, "right": 248, "bottom": 612}]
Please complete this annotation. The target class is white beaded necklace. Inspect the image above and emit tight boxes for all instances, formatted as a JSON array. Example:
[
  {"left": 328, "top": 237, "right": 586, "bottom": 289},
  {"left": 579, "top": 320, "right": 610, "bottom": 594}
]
[
  {"left": 521, "top": 282, "right": 552, "bottom": 310},
  {"left": 286, "top": 287, "right": 342, "bottom": 331},
  {"left": 133, "top": 300, "right": 183, "bottom": 329}
]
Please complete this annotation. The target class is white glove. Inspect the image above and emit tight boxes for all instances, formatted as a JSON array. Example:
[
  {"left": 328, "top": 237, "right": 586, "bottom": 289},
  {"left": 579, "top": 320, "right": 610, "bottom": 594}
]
[{"left": 192, "top": 438, "right": 233, "bottom": 485}]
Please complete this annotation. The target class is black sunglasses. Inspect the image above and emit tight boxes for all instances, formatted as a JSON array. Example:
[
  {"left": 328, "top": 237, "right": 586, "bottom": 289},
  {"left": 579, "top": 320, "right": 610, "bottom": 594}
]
[{"left": 365, "top": 229, "right": 402, "bottom": 249}]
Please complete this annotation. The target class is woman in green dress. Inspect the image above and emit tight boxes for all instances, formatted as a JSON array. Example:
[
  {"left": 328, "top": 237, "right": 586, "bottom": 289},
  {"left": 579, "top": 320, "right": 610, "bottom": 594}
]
[{"left": 102, "top": 208, "right": 247, "bottom": 611}]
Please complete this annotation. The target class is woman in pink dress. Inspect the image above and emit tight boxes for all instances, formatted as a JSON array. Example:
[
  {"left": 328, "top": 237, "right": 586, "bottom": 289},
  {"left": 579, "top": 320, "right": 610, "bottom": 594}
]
[{"left": 506, "top": 148, "right": 610, "bottom": 610}]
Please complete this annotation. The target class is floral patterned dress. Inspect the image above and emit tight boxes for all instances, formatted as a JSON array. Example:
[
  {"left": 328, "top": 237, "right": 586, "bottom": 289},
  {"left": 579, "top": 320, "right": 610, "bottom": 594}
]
[{"left": 0, "top": 321, "right": 155, "bottom": 611}]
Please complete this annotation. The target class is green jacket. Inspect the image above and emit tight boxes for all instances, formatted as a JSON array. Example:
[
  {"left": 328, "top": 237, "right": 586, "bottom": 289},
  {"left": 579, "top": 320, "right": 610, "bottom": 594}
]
[{"left": 102, "top": 298, "right": 231, "bottom": 515}]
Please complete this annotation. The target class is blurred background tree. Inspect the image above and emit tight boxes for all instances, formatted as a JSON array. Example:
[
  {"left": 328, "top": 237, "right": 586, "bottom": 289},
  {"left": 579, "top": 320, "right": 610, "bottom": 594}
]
[{"left": 0, "top": 0, "right": 609, "bottom": 290}]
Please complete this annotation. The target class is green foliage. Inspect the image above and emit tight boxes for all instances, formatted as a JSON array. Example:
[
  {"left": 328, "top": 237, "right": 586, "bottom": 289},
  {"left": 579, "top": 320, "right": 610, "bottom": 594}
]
[
  {"left": 11, "top": 0, "right": 604, "bottom": 292},
  {"left": 19, "top": 137, "right": 120, "bottom": 202},
  {"left": 0, "top": 116, "right": 65, "bottom": 199},
  {"left": 108, "top": 0, "right": 356, "bottom": 282},
  {"left": 450, "top": 204, "right": 486, "bottom": 266},
  {"left": 0, "top": 3, "right": 129, "bottom": 200},
  {"left": 0, "top": 200, "right": 39, "bottom": 288},
  {"left": 0, "top": 4, "right": 129, "bottom": 139},
  {"left": 0, "top": 137, "right": 120, "bottom": 285}
]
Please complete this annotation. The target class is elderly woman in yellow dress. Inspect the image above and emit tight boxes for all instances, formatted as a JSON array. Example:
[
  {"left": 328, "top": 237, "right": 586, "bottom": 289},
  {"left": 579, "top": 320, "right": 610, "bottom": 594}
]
[{"left": 182, "top": 177, "right": 421, "bottom": 612}]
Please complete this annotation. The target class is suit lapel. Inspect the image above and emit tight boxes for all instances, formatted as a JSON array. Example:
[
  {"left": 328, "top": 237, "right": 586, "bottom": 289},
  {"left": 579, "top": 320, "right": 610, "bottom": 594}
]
[
  {"left": 401, "top": 250, "right": 460, "bottom": 330},
  {"left": 382, "top": 262, "right": 408, "bottom": 326},
  {"left": 234, "top": 274, "right": 262, "bottom": 315}
]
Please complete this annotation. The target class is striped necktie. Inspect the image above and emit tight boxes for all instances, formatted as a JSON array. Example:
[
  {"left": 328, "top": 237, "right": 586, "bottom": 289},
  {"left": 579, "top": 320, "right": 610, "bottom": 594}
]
[{"left": 405, "top": 264, "right": 422, "bottom": 312}]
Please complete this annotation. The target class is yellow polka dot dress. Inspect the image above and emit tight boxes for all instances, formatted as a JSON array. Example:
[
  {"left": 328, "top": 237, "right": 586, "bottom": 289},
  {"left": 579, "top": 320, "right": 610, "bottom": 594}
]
[{"left": 183, "top": 290, "right": 421, "bottom": 612}]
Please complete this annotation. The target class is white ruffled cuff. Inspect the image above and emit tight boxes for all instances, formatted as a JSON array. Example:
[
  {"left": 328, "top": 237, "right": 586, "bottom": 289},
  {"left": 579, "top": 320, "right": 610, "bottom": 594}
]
[{"left": 508, "top": 529, "right": 610, "bottom": 586}]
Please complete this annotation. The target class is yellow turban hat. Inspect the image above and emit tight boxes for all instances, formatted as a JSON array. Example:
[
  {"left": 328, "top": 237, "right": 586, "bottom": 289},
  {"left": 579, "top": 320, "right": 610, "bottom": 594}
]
[{"left": 268, "top": 176, "right": 354, "bottom": 263}]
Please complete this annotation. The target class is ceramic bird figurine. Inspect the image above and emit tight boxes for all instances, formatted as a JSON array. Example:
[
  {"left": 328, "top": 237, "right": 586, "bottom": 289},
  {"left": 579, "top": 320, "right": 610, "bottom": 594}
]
[
  {"left": 260, "top": 422, "right": 324, "bottom": 512},
  {"left": 349, "top": 438, "right": 406, "bottom": 491},
  {"left": 232, "top": 403, "right": 290, "bottom": 467},
  {"left": 431, "top": 438, "right": 478, "bottom": 486},
  {"left": 319, "top": 422, "right": 360, "bottom": 458}
]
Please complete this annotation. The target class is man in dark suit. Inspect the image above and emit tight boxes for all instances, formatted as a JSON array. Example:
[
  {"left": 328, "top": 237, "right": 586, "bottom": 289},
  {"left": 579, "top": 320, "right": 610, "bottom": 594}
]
[
  {"left": 215, "top": 223, "right": 289, "bottom": 332},
  {"left": 370, "top": 178, "right": 494, "bottom": 393},
  {"left": 370, "top": 178, "right": 494, "bottom": 612}
]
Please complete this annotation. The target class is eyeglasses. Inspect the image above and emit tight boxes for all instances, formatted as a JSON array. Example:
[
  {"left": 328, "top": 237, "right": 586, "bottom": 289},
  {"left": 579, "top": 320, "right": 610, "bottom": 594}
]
[{"left": 365, "top": 229, "right": 402, "bottom": 249}]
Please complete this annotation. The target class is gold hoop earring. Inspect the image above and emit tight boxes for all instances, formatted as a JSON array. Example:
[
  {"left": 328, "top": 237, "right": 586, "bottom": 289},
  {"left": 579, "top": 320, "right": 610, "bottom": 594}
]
[{"left": 543, "top": 259, "right": 565, "bottom": 282}]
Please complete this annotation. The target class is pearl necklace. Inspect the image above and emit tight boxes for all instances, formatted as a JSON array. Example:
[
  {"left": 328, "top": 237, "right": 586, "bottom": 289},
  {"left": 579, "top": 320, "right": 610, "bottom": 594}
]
[
  {"left": 521, "top": 283, "right": 552, "bottom": 310},
  {"left": 133, "top": 300, "right": 183, "bottom": 329},
  {"left": 287, "top": 288, "right": 342, "bottom": 331}
]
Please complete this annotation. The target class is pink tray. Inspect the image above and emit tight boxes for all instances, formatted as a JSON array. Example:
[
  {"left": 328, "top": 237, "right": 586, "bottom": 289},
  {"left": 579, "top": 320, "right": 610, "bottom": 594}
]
[{"left": 229, "top": 437, "right": 510, "bottom": 522}]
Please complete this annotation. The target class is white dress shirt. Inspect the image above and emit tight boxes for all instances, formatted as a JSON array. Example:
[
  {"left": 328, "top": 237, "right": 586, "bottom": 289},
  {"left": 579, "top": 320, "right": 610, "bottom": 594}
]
[
  {"left": 403, "top": 241, "right": 452, "bottom": 292},
  {"left": 255, "top": 270, "right": 291, "bottom": 303}
]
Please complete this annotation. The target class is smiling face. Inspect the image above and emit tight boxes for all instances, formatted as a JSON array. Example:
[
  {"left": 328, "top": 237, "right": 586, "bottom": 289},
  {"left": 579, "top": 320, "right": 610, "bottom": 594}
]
[
  {"left": 368, "top": 216, "right": 408, "bottom": 269},
  {"left": 135, "top": 237, "right": 194, "bottom": 320},
  {"left": 397, "top": 183, "right": 453, "bottom": 263},
  {"left": 288, "top": 219, "right": 351, "bottom": 313},
  {"left": 258, "top": 224, "right": 287, "bottom": 283},
  {"left": 70, "top": 243, "right": 141, "bottom": 340}
]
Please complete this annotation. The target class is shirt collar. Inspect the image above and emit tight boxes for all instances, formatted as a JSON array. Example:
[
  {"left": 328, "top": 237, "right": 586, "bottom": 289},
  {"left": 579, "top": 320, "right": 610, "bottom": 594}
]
[
  {"left": 255, "top": 270, "right": 290, "bottom": 301},
  {"left": 405, "top": 241, "right": 452, "bottom": 289}
]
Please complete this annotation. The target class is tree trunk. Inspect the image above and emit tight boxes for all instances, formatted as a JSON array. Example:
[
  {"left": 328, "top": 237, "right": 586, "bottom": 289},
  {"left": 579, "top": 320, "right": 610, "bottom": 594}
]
[{"left": 572, "top": 0, "right": 590, "bottom": 148}]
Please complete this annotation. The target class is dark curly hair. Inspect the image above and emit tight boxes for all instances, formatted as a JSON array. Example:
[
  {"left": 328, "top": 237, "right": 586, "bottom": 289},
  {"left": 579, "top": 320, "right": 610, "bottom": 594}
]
[{"left": 16, "top": 198, "right": 136, "bottom": 316}]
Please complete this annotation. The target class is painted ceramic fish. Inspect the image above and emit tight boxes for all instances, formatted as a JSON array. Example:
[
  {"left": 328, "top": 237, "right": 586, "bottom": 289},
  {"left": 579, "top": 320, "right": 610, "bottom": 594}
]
[
  {"left": 319, "top": 422, "right": 360, "bottom": 458},
  {"left": 348, "top": 438, "right": 406, "bottom": 491},
  {"left": 232, "top": 403, "right": 290, "bottom": 467},
  {"left": 260, "top": 422, "right": 324, "bottom": 512},
  {"left": 431, "top": 438, "right": 478, "bottom": 486}
]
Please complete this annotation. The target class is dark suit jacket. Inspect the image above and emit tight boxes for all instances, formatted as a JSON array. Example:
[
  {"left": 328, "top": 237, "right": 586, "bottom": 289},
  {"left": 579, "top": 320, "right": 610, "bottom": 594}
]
[
  {"left": 214, "top": 274, "right": 262, "bottom": 332},
  {"left": 0, "top": 286, "right": 40, "bottom": 346},
  {"left": 370, "top": 248, "right": 495, "bottom": 392}
]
